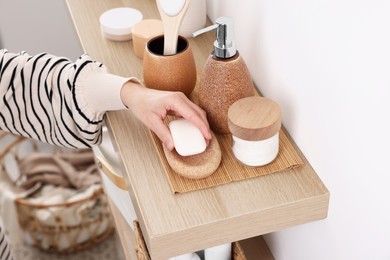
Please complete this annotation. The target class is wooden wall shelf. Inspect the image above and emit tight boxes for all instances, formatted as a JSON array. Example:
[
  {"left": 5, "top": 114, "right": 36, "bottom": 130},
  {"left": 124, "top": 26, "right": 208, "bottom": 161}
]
[{"left": 66, "top": 0, "right": 329, "bottom": 259}]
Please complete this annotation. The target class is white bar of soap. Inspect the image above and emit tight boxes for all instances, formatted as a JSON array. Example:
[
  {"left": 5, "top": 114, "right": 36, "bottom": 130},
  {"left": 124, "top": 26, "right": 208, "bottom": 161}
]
[{"left": 169, "top": 119, "right": 206, "bottom": 156}]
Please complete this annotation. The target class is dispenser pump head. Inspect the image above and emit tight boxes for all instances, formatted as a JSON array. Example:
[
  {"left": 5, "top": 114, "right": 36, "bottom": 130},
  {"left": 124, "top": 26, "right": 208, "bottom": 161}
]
[{"left": 193, "top": 16, "right": 236, "bottom": 59}]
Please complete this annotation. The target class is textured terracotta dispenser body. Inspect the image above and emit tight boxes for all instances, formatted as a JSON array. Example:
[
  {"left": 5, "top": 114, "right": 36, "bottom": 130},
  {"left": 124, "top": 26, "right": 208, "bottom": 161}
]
[
  {"left": 199, "top": 53, "right": 254, "bottom": 134},
  {"left": 195, "top": 17, "right": 254, "bottom": 134}
]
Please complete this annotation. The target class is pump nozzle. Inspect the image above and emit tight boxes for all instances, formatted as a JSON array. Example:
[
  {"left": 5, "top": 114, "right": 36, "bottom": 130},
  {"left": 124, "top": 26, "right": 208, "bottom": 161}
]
[{"left": 192, "top": 16, "right": 236, "bottom": 59}]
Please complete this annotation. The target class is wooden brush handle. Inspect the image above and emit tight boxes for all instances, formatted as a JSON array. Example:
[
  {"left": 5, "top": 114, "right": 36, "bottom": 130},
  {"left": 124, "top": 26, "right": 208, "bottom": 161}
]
[
  {"left": 157, "top": 0, "right": 191, "bottom": 55},
  {"left": 162, "top": 21, "right": 181, "bottom": 55}
]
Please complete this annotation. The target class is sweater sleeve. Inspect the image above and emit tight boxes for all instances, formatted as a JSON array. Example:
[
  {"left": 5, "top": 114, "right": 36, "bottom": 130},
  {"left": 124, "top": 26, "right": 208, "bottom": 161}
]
[
  {"left": 0, "top": 49, "right": 131, "bottom": 148},
  {"left": 0, "top": 226, "right": 12, "bottom": 260}
]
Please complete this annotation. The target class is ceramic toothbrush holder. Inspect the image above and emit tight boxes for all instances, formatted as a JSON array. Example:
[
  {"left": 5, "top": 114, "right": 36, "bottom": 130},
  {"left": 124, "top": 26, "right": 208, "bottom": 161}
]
[{"left": 143, "top": 35, "right": 197, "bottom": 97}]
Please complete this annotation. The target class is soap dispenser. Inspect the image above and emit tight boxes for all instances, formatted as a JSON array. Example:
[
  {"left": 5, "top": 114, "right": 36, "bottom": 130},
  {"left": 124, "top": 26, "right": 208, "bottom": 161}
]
[{"left": 193, "top": 17, "right": 254, "bottom": 134}]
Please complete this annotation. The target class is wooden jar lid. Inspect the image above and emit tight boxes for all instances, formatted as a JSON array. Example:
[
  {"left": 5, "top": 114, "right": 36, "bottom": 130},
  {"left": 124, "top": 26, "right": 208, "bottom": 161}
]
[
  {"left": 132, "top": 19, "right": 163, "bottom": 39},
  {"left": 228, "top": 96, "right": 281, "bottom": 141}
]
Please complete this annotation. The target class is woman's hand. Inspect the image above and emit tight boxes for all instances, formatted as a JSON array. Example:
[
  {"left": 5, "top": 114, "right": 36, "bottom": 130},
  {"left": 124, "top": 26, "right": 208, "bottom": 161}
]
[{"left": 120, "top": 81, "right": 212, "bottom": 151}]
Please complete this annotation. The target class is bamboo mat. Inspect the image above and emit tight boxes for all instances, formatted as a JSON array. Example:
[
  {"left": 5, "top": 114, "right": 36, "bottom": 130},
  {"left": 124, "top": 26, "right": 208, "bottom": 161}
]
[
  {"left": 150, "top": 128, "right": 303, "bottom": 194},
  {"left": 148, "top": 73, "right": 304, "bottom": 194}
]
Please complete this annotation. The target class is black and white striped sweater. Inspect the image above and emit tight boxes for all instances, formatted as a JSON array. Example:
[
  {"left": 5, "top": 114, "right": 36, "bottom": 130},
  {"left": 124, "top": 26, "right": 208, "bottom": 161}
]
[
  {"left": 0, "top": 49, "right": 131, "bottom": 259},
  {"left": 0, "top": 226, "right": 12, "bottom": 260},
  {"left": 0, "top": 49, "right": 130, "bottom": 148}
]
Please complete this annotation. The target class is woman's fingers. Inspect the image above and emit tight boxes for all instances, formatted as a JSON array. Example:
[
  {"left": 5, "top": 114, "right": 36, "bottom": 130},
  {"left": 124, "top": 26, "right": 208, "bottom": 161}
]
[
  {"left": 166, "top": 92, "right": 212, "bottom": 140},
  {"left": 121, "top": 82, "right": 212, "bottom": 147},
  {"left": 144, "top": 113, "right": 174, "bottom": 151}
]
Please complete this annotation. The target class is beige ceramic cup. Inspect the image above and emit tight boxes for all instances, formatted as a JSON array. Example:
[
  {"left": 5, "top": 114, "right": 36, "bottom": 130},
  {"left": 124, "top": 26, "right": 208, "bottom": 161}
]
[
  {"left": 143, "top": 36, "right": 197, "bottom": 97},
  {"left": 132, "top": 19, "right": 163, "bottom": 58}
]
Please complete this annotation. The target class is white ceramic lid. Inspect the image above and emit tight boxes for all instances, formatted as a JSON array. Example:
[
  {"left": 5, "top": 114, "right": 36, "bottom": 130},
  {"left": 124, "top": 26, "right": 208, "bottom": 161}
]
[{"left": 99, "top": 7, "right": 143, "bottom": 36}]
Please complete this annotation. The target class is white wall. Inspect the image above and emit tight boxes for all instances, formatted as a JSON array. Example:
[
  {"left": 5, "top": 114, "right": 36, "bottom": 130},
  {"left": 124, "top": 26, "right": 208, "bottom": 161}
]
[
  {"left": 0, "top": 0, "right": 82, "bottom": 59},
  {"left": 207, "top": 0, "right": 390, "bottom": 259}
]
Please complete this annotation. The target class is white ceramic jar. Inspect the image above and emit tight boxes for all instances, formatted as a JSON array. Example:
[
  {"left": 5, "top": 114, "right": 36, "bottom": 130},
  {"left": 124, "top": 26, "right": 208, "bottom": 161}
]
[
  {"left": 99, "top": 7, "right": 143, "bottom": 41},
  {"left": 168, "top": 252, "right": 200, "bottom": 260},
  {"left": 204, "top": 243, "right": 232, "bottom": 260},
  {"left": 228, "top": 96, "right": 282, "bottom": 167},
  {"left": 179, "top": 0, "right": 207, "bottom": 38}
]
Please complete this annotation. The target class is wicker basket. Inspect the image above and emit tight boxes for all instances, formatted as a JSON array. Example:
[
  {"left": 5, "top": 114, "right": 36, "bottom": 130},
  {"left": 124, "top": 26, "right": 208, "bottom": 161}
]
[
  {"left": 14, "top": 187, "right": 114, "bottom": 253},
  {"left": 0, "top": 132, "right": 114, "bottom": 254}
]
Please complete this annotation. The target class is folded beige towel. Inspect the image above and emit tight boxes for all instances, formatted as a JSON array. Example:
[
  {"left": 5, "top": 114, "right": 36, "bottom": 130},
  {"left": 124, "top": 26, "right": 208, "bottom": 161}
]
[{"left": 17, "top": 149, "right": 100, "bottom": 190}]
